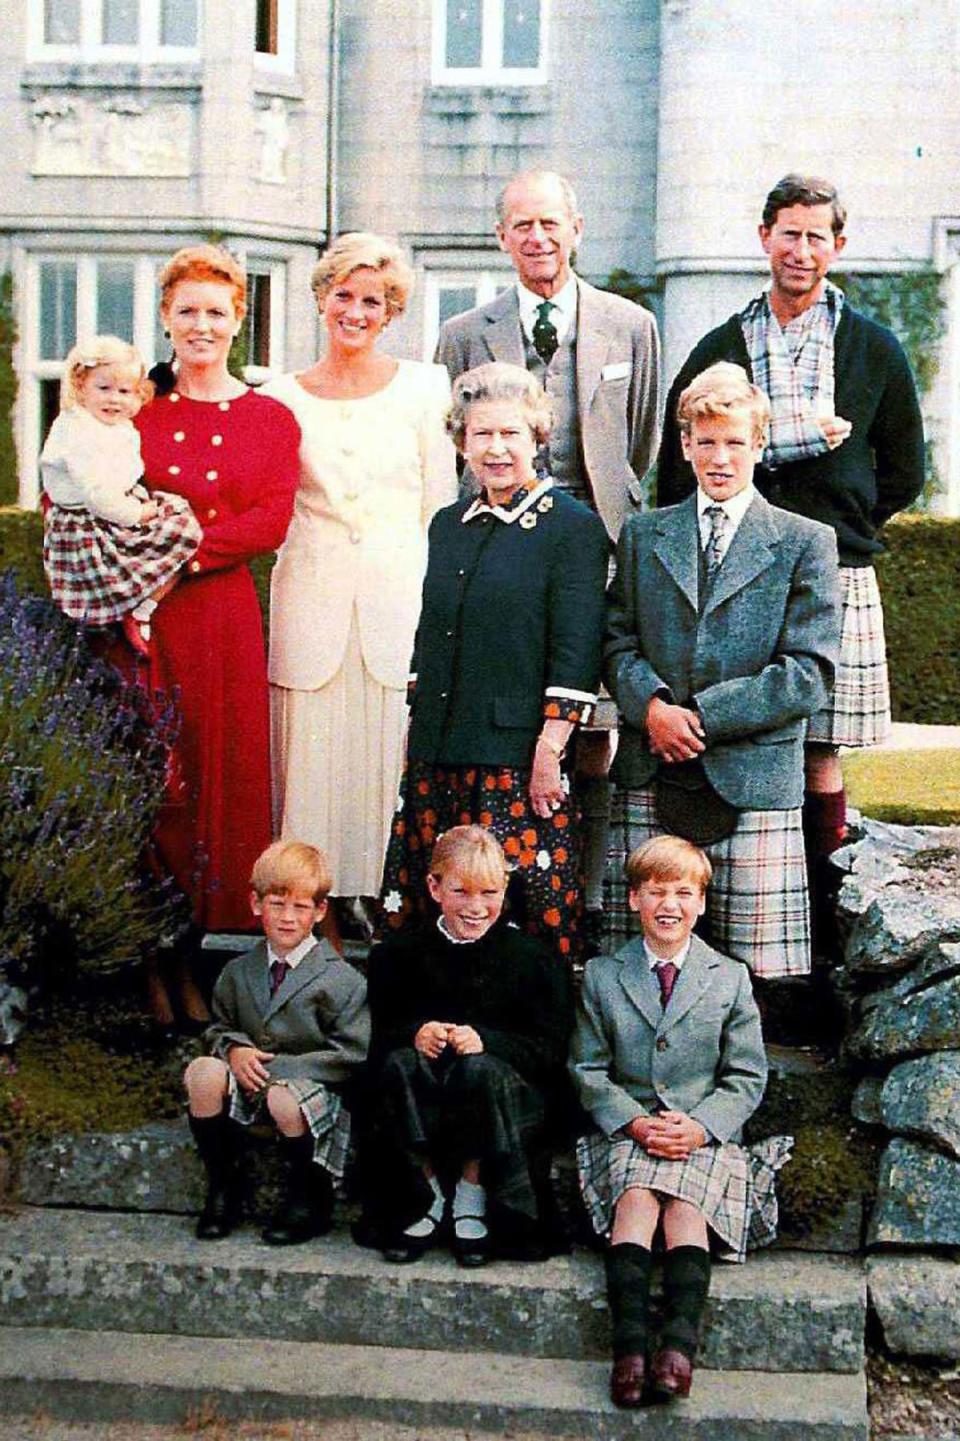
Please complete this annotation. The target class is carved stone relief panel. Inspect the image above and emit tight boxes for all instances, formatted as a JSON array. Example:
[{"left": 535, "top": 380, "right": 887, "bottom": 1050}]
[{"left": 32, "top": 94, "right": 192, "bottom": 176}]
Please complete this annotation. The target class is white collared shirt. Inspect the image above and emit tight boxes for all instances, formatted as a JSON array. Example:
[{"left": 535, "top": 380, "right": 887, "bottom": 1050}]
[
  {"left": 266, "top": 934, "right": 316, "bottom": 973},
  {"left": 644, "top": 939, "right": 692, "bottom": 973},
  {"left": 516, "top": 275, "right": 578, "bottom": 348},
  {"left": 696, "top": 485, "right": 755, "bottom": 564}
]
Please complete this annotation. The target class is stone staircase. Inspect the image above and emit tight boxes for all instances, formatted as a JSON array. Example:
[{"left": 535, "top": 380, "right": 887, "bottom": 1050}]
[{"left": 0, "top": 1180, "right": 868, "bottom": 1436}]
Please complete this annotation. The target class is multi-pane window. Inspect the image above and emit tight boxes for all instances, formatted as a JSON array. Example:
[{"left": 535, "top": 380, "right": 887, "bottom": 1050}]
[
  {"left": 423, "top": 271, "right": 510, "bottom": 358},
  {"left": 434, "top": 0, "right": 545, "bottom": 83},
  {"left": 241, "top": 264, "right": 285, "bottom": 384},
  {"left": 29, "top": 0, "right": 199, "bottom": 59}
]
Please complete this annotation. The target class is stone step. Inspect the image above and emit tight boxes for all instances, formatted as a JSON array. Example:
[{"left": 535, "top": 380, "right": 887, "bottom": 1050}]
[
  {"left": 0, "top": 1208, "right": 865, "bottom": 1373},
  {"left": 0, "top": 1326, "right": 869, "bottom": 1439}
]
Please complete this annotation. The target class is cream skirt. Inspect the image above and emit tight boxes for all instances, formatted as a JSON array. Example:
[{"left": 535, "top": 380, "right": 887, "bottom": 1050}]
[{"left": 270, "top": 609, "right": 406, "bottom": 897}]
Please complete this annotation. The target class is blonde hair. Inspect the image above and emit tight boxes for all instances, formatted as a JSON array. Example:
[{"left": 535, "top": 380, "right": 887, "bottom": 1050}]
[
  {"left": 429, "top": 825, "right": 509, "bottom": 890},
  {"left": 676, "top": 362, "right": 771, "bottom": 448},
  {"left": 250, "top": 840, "right": 332, "bottom": 904},
  {"left": 310, "top": 232, "right": 413, "bottom": 321},
  {"left": 158, "top": 244, "right": 247, "bottom": 320},
  {"left": 447, "top": 361, "right": 553, "bottom": 450},
  {"left": 625, "top": 835, "right": 712, "bottom": 893},
  {"left": 60, "top": 335, "right": 152, "bottom": 412}
]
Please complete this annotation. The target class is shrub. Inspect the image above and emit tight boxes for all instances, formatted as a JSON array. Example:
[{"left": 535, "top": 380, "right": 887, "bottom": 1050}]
[
  {"left": 0, "top": 573, "right": 185, "bottom": 985},
  {"left": 0, "top": 273, "right": 17, "bottom": 507},
  {"left": 876, "top": 515, "right": 960, "bottom": 725}
]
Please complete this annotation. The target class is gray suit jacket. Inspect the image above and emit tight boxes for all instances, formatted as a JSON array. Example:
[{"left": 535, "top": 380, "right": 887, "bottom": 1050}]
[
  {"left": 605, "top": 491, "right": 841, "bottom": 810},
  {"left": 205, "top": 939, "right": 370, "bottom": 1088},
  {"left": 436, "top": 278, "right": 661, "bottom": 541},
  {"left": 569, "top": 933, "right": 767, "bottom": 1142}
]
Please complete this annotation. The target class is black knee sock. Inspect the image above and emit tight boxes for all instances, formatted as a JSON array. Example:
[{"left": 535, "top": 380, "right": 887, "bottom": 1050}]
[
  {"left": 660, "top": 1244, "right": 711, "bottom": 1360},
  {"left": 604, "top": 1242, "right": 653, "bottom": 1360}
]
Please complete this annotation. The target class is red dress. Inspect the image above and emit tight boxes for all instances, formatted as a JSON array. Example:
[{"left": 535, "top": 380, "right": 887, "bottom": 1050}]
[{"left": 135, "top": 389, "right": 300, "bottom": 931}]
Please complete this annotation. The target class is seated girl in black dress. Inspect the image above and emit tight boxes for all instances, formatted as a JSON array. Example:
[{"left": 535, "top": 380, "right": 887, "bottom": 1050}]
[{"left": 365, "top": 825, "right": 571, "bottom": 1266}]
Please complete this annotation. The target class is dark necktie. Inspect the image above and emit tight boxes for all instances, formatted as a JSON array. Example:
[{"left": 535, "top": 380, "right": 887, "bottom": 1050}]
[
  {"left": 656, "top": 961, "right": 679, "bottom": 1008},
  {"left": 704, "top": 504, "right": 728, "bottom": 582},
  {"left": 532, "top": 300, "right": 559, "bottom": 365},
  {"left": 269, "top": 958, "right": 289, "bottom": 995}
]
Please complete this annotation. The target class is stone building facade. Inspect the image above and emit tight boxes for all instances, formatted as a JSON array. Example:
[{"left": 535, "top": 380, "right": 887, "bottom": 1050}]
[{"left": 2, "top": 0, "right": 959, "bottom": 511}]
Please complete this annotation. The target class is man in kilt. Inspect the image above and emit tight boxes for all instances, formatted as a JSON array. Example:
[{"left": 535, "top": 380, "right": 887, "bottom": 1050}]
[
  {"left": 656, "top": 174, "right": 925, "bottom": 926},
  {"left": 604, "top": 362, "right": 841, "bottom": 979}
]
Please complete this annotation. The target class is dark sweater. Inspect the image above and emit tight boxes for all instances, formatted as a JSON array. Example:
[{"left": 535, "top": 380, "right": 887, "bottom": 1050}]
[
  {"left": 655, "top": 306, "right": 925, "bottom": 566},
  {"left": 367, "top": 919, "right": 572, "bottom": 1089}
]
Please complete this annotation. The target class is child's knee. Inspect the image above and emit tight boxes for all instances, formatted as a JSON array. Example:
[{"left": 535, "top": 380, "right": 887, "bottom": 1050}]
[
  {"left": 265, "top": 1084, "right": 307, "bottom": 1134},
  {"left": 184, "top": 1055, "right": 229, "bottom": 1104}
]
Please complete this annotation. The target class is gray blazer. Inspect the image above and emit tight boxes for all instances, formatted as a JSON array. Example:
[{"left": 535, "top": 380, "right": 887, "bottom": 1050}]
[
  {"left": 569, "top": 933, "right": 767, "bottom": 1143},
  {"left": 605, "top": 491, "right": 841, "bottom": 811},
  {"left": 205, "top": 939, "right": 370, "bottom": 1088},
  {"left": 436, "top": 278, "right": 661, "bottom": 541}
]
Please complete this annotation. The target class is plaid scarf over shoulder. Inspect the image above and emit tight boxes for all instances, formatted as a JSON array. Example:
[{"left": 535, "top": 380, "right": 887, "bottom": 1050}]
[{"left": 741, "top": 280, "right": 844, "bottom": 468}]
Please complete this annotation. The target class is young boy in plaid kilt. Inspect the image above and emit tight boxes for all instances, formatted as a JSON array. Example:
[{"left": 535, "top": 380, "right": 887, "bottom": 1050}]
[
  {"left": 41, "top": 335, "right": 201, "bottom": 657},
  {"left": 183, "top": 841, "right": 369, "bottom": 1246},
  {"left": 572, "top": 836, "right": 787, "bottom": 1409},
  {"left": 604, "top": 362, "right": 841, "bottom": 978}
]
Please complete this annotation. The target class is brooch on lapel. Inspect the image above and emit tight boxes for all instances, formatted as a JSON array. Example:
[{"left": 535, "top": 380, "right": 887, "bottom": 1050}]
[
  {"left": 519, "top": 512, "right": 538, "bottom": 530},
  {"left": 537, "top": 495, "right": 554, "bottom": 514}
]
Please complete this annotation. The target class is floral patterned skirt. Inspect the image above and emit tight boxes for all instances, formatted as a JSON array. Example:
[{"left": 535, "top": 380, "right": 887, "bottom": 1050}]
[{"left": 380, "top": 759, "right": 584, "bottom": 963}]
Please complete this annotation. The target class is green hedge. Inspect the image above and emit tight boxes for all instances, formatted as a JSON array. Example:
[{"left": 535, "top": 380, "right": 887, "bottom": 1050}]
[{"left": 5, "top": 508, "right": 959, "bottom": 725}]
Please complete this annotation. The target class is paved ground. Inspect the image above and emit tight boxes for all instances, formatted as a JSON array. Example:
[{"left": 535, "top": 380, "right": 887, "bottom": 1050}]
[
  {"left": 0, "top": 1422, "right": 554, "bottom": 1440},
  {"left": 878, "top": 723, "right": 960, "bottom": 751}
]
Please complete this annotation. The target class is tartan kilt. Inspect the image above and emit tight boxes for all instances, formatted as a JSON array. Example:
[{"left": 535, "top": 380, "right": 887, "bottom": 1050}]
[
  {"left": 576, "top": 1130, "right": 793, "bottom": 1263},
  {"left": 604, "top": 784, "right": 810, "bottom": 978},
  {"left": 808, "top": 565, "right": 891, "bottom": 748},
  {"left": 379, "top": 1047, "right": 547, "bottom": 1221},
  {"left": 226, "top": 1071, "right": 351, "bottom": 1181},
  {"left": 43, "top": 492, "right": 202, "bottom": 625}
]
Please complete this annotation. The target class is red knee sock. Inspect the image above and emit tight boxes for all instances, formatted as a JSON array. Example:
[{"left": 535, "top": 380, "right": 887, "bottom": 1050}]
[{"left": 803, "top": 788, "right": 847, "bottom": 860}]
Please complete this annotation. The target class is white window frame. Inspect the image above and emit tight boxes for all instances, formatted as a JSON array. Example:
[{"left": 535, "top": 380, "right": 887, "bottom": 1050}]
[
  {"left": 431, "top": 0, "right": 547, "bottom": 85},
  {"left": 26, "top": 0, "right": 201, "bottom": 63},
  {"left": 423, "top": 269, "right": 507, "bottom": 359},
  {"left": 253, "top": 0, "right": 297, "bottom": 75},
  {"left": 237, "top": 258, "right": 287, "bottom": 385},
  {"left": 17, "top": 251, "right": 162, "bottom": 507}
]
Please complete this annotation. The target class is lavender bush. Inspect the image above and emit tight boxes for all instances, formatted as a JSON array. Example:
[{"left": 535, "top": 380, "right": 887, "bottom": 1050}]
[{"left": 0, "top": 573, "right": 184, "bottom": 985}]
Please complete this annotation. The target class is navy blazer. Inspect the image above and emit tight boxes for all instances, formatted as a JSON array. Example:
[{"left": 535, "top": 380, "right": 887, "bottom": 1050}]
[
  {"left": 655, "top": 305, "right": 925, "bottom": 565},
  {"left": 408, "top": 484, "right": 609, "bottom": 769},
  {"left": 570, "top": 932, "right": 767, "bottom": 1143},
  {"left": 605, "top": 492, "right": 841, "bottom": 810}
]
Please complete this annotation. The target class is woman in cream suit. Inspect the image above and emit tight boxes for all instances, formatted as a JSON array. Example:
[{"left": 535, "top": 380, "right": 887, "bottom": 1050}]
[{"left": 265, "top": 234, "right": 456, "bottom": 925}]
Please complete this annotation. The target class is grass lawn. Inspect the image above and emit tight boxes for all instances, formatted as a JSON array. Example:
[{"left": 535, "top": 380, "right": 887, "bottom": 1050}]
[{"left": 842, "top": 747, "right": 960, "bottom": 825}]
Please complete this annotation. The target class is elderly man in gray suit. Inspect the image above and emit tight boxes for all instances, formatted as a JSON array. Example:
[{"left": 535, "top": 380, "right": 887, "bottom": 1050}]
[
  {"left": 604, "top": 362, "right": 841, "bottom": 979},
  {"left": 437, "top": 169, "right": 662, "bottom": 946}
]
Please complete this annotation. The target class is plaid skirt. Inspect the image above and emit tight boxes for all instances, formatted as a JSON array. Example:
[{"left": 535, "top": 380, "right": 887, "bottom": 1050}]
[
  {"left": 576, "top": 1130, "right": 793, "bottom": 1263},
  {"left": 604, "top": 784, "right": 810, "bottom": 977},
  {"left": 226, "top": 1071, "right": 351, "bottom": 1181},
  {"left": 808, "top": 565, "right": 891, "bottom": 748},
  {"left": 380, "top": 759, "right": 584, "bottom": 963},
  {"left": 43, "top": 491, "right": 201, "bottom": 625},
  {"left": 379, "top": 1048, "right": 548, "bottom": 1221}
]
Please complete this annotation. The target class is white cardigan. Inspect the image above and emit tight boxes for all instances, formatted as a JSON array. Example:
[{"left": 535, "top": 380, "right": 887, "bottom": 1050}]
[{"left": 265, "top": 360, "right": 457, "bottom": 691}]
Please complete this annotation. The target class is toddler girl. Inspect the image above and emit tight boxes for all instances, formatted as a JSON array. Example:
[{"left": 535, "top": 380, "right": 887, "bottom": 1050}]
[{"left": 41, "top": 335, "right": 201, "bottom": 655}]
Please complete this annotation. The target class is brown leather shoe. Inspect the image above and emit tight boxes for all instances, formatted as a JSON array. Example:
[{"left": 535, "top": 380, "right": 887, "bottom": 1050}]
[
  {"left": 610, "top": 1353, "right": 646, "bottom": 1408},
  {"left": 648, "top": 1347, "right": 693, "bottom": 1400}
]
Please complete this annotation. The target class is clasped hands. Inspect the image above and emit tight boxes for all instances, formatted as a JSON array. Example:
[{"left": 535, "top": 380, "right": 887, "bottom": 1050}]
[
  {"left": 646, "top": 696, "right": 705, "bottom": 764},
  {"left": 625, "top": 1110, "right": 707, "bottom": 1160},
  {"left": 414, "top": 1020, "right": 484, "bottom": 1059}
]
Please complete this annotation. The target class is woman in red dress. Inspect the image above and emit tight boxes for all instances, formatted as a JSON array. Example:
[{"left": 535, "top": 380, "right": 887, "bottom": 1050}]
[{"left": 137, "top": 245, "right": 300, "bottom": 1027}]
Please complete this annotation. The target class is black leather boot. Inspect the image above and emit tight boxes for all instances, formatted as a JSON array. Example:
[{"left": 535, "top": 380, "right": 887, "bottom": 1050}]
[
  {"left": 189, "top": 1111, "right": 241, "bottom": 1241},
  {"left": 262, "top": 1133, "right": 334, "bottom": 1246}
]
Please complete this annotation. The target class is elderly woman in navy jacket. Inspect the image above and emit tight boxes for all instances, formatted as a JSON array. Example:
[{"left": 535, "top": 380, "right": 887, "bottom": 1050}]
[{"left": 380, "top": 362, "right": 609, "bottom": 964}]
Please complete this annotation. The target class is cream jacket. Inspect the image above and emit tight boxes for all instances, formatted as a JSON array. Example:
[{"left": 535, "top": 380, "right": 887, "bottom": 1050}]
[{"left": 265, "top": 361, "right": 457, "bottom": 690}]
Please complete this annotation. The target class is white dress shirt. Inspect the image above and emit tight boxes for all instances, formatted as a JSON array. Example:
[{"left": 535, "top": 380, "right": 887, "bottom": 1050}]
[
  {"left": 517, "top": 275, "right": 578, "bottom": 348},
  {"left": 696, "top": 484, "right": 755, "bottom": 566}
]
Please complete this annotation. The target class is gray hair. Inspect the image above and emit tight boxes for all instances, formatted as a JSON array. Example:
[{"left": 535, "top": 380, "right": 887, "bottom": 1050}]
[
  {"left": 495, "top": 169, "right": 580, "bottom": 226},
  {"left": 447, "top": 361, "right": 553, "bottom": 450}
]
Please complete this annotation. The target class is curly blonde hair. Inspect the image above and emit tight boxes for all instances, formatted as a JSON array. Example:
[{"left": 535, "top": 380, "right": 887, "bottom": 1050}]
[
  {"left": 676, "top": 362, "right": 771, "bottom": 448},
  {"left": 310, "top": 232, "right": 413, "bottom": 321},
  {"left": 60, "top": 335, "right": 152, "bottom": 412}
]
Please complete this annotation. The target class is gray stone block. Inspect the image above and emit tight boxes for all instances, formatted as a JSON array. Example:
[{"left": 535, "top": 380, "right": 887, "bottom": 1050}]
[
  {"left": 868, "top": 1139, "right": 960, "bottom": 1248},
  {"left": 0, "top": 1209, "right": 866, "bottom": 1373},
  {"left": 844, "top": 891, "right": 960, "bottom": 979},
  {"left": 848, "top": 972, "right": 960, "bottom": 1062},
  {"left": 851, "top": 1075, "right": 884, "bottom": 1127},
  {"left": 0, "top": 1325, "right": 871, "bottom": 1439},
  {"left": 880, "top": 1052, "right": 960, "bottom": 1159},
  {"left": 868, "top": 1254, "right": 960, "bottom": 1360}
]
